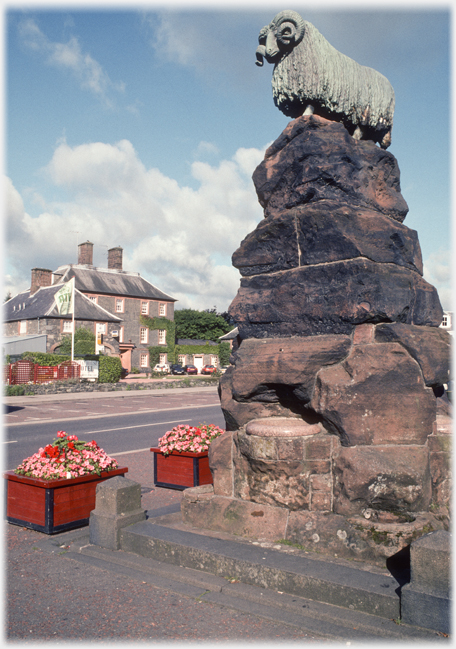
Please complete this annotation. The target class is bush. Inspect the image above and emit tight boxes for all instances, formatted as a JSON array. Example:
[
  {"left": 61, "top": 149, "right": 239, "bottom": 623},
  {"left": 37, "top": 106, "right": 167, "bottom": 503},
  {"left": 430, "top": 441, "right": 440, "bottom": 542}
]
[
  {"left": 21, "top": 351, "right": 70, "bottom": 366},
  {"left": 58, "top": 327, "right": 96, "bottom": 356},
  {"left": 98, "top": 356, "right": 122, "bottom": 383},
  {"left": 5, "top": 384, "right": 26, "bottom": 396},
  {"left": 218, "top": 342, "right": 231, "bottom": 366}
]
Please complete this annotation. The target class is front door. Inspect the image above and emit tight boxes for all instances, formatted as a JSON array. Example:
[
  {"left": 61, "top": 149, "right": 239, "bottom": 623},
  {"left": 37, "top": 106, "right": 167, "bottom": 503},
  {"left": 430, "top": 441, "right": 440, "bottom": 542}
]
[{"left": 193, "top": 355, "right": 204, "bottom": 373}]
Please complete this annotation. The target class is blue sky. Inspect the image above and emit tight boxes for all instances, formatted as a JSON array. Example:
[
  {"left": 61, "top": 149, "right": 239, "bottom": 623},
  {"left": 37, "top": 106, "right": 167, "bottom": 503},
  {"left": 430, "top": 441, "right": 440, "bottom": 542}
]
[{"left": 4, "top": 1, "right": 452, "bottom": 312}]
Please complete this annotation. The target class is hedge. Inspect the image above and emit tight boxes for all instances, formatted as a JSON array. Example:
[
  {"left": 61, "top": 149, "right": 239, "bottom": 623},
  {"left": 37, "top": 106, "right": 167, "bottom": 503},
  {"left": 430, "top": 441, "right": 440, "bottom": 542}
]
[{"left": 17, "top": 351, "right": 123, "bottom": 383}]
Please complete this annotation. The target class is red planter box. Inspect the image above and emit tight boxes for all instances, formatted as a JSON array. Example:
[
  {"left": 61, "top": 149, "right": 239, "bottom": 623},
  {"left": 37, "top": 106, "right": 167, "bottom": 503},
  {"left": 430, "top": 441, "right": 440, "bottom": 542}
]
[
  {"left": 4, "top": 467, "right": 128, "bottom": 534},
  {"left": 150, "top": 447, "right": 212, "bottom": 490}
]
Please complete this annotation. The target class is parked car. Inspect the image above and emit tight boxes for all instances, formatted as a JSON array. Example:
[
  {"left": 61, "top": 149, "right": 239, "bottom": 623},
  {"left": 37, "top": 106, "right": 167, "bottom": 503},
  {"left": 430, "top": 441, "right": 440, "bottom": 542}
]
[
  {"left": 169, "top": 364, "right": 185, "bottom": 375},
  {"left": 184, "top": 365, "right": 198, "bottom": 375},
  {"left": 153, "top": 364, "right": 170, "bottom": 373},
  {"left": 201, "top": 365, "right": 217, "bottom": 375}
]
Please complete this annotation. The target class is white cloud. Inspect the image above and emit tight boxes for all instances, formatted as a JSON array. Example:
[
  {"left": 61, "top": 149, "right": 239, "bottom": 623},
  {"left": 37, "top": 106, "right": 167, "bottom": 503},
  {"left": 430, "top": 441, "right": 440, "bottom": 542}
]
[
  {"left": 5, "top": 140, "right": 265, "bottom": 311},
  {"left": 18, "top": 18, "right": 124, "bottom": 104},
  {"left": 423, "top": 250, "right": 452, "bottom": 312}
]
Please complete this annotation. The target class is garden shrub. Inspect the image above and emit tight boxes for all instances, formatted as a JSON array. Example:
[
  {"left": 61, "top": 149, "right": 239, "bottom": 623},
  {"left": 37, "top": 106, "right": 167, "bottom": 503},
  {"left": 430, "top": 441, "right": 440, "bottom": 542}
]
[
  {"left": 98, "top": 356, "right": 122, "bottom": 383},
  {"left": 5, "top": 384, "right": 25, "bottom": 396},
  {"left": 21, "top": 351, "right": 70, "bottom": 366}
]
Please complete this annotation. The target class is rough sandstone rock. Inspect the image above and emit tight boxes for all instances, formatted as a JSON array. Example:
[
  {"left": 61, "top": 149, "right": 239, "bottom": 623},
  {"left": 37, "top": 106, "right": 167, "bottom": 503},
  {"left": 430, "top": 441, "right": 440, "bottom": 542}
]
[
  {"left": 333, "top": 444, "right": 432, "bottom": 515},
  {"left": 192, "top": 115, "right": 451, "bottom": 564},
  {"left": 233, "top": 426, "right": 336, "bottom": 511},
  {"left": 311, "top": 343, "right": 436, "bottom": 446},
  {"left": 375, "top": 322, "right": 451, "bottom": 388},
  {"left": 229, "top": 334, "right": 351, "bottom": 404},
  {"left": 229, "top": 259, "right": 443, "bottom": 340},
  {"left": 233, "top": 203, "right": 423, "bottom": 277},
  {"left": 219, "top": 366, "right": 299, "bottom": 430},
  {"left": 208, "top": 431, "right": 234, "bottom": 497},
  {"left": 253, "top": 115, "right": 409, "bottom": 221}
]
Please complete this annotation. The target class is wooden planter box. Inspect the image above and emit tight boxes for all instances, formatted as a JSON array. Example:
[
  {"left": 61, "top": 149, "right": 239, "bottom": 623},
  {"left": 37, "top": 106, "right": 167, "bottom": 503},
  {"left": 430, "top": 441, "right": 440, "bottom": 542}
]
[
  {"left": 4, "top": 467, "right": 128, "bottom": 534},
  {"left": 150, "top": 447, "right": 212, "bottom": 490}
]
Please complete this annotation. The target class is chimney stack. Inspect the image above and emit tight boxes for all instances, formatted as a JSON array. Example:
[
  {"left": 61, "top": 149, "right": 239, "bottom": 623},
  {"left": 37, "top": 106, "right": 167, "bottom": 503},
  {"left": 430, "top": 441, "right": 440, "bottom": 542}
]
[
  {"left": 30, "top": 268, "right": 52, "bottom": 295},
  {"left": 108, "top": 246, "right": 123, "bottom": 270},
  {"left": 78, "top": 241, "right": 94, "bottom": 265}
]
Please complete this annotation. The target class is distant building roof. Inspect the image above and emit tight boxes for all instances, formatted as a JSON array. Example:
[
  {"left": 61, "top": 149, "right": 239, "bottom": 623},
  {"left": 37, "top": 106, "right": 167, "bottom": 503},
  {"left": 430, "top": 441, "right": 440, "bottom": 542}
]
[
  {"left": 54, "top": 265, "right": 177, "bottom": 302},
  {"left": 218, "top": 327, "right": 239, "bottom": 340},
  {"left": 3, "top": 284, "right": 121, "bottom": 323},
  {"left": 3, "top": 333, "right": 47, "bottom": 355}
]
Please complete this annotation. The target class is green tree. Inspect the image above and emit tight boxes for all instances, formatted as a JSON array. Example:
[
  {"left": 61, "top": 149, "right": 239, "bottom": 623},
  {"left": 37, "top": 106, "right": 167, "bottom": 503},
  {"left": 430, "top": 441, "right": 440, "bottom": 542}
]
[
  {"left": 59, "top": 327, "right": 96, "bottom": 356},
  {"left": 174, "top": 308, "right": 232, "bottom": 342}
]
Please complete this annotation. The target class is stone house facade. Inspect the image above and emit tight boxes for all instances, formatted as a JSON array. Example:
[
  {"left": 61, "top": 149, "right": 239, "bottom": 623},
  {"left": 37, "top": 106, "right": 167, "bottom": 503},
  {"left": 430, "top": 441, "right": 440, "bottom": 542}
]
[
  {"left": 174, "top": 339, "right": 220, "bottom": 373},
  {"left": 4, "top": 241, "right": 176, "bottom": 372}
]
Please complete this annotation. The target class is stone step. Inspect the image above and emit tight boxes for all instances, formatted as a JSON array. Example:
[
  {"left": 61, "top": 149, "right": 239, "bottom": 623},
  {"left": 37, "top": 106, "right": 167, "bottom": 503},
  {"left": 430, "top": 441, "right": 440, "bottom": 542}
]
[
  {"left": 69, "top": 540, "right": 441, "bottom": 641},
  {"left": 119, "top": 520, "right": 401, "bottom": 618}
]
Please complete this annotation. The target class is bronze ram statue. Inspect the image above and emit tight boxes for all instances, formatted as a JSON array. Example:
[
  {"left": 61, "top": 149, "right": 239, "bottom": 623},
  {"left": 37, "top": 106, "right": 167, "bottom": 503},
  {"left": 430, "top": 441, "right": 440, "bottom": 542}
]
[{"left": 256, "top": 10, "right": 395, "bottom": 149}]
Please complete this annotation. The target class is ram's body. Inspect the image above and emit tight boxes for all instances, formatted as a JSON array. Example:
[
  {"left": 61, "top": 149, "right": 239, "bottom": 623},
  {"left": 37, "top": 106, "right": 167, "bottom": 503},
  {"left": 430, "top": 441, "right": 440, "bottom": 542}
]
[{"left": 257, "top": 13, "right": 394, "bottom": 149}]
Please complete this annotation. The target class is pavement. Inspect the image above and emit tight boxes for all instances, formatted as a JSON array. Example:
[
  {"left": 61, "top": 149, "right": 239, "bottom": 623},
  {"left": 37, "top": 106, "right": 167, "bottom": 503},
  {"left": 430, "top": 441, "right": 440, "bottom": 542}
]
[{"left": 4, "top": 387, "right": 452, "bottom": 643}]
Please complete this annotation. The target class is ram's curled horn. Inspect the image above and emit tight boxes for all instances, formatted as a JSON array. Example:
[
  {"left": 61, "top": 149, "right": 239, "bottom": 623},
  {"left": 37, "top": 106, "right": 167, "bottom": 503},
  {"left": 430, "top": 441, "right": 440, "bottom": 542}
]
[{"left": 273, "top": 10, "right": 306, "bottom": 48}]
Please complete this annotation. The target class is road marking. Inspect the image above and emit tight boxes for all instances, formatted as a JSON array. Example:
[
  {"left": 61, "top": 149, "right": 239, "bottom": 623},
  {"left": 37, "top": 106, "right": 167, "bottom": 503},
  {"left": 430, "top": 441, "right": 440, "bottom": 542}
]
[
  {"left": 6, "top": 402, "right": 220, "bottom": 427},
  {"left": 3, "top": 440, "right": 18, "bottom": 444}
]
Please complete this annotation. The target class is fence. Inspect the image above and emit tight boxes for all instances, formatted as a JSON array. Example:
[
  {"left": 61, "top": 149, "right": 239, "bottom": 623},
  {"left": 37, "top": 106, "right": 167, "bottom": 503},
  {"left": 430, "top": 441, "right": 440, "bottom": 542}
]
[{"left": 4, "top": 360, "right": 81, "bottom": 385}]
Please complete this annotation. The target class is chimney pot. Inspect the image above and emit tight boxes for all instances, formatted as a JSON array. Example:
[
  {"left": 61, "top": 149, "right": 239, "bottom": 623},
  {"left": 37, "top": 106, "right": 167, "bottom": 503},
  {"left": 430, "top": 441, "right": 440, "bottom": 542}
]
[
  {"left": 78, "top": 241, "right": 94, "bottom": 265},
  {"left": 30, "top": 268, "right": 53, "bottom": 295},
  {"left": 108, "top": 246, "right": 123, "bottom": 270}
]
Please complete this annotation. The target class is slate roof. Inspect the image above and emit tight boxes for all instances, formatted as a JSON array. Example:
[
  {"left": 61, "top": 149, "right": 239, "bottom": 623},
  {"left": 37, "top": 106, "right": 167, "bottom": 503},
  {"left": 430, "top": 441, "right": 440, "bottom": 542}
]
[
  {"left": 218, "top": 327, "right": 239, "bottom": 340},
  {"left": 4, "top": 285, "right": 121, "bottom": 323},
  {"left": 53, "top": 265, "right": 177, "bottom": 301}
]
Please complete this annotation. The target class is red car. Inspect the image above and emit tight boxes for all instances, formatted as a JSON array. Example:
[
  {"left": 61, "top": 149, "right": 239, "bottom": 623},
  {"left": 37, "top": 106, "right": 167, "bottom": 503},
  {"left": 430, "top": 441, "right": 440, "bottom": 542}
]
[
  {"left": 201, "top": 365, "right": 217, "bottom": 375},
  {"left": 184, "top": 365, "right": 198, "bottom": 375}
]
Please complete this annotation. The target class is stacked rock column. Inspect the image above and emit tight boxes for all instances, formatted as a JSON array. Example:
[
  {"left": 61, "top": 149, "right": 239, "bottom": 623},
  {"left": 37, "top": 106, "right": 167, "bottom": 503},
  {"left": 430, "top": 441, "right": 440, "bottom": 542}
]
[{"left": 214, "top": 114, "right": 451, "bottom": 560}]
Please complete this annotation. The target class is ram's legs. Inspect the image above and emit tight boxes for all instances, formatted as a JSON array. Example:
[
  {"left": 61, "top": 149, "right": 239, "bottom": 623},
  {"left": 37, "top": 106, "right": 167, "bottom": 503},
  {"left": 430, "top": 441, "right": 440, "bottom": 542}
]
[
  {"left": 380, "top": 129, "right": 392, "bottom": 149},
  {"left": 353, "top": 125, "right": 363, "bottom": 140},
  {"left": 303, "top": 104, "right": 314, "bottom": 116}
]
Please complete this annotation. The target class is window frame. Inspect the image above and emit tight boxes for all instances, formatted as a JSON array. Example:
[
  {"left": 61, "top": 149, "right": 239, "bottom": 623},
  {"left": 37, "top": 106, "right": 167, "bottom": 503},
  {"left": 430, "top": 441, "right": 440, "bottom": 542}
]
[
  {"left": 115, "top": 298, "right": 124, "bottom": 313},
  {"left": 158, "top": 329, "right": 166, "bottom": 345},
  {"left": 140, "top": 327, "right": 149, "bottom": 344},
  {"left": 62, "top": 320, "right": 74, "bottom": 333}
]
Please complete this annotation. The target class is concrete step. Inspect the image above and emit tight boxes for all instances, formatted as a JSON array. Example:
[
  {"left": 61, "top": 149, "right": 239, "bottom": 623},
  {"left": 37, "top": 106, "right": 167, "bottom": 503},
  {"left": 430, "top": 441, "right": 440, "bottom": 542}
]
[
  {"left": 119, "top": 520, "right": 400, "bottom": 617},
  {"left": 68, "top": 540, "right": 442, "bottom": 641}
]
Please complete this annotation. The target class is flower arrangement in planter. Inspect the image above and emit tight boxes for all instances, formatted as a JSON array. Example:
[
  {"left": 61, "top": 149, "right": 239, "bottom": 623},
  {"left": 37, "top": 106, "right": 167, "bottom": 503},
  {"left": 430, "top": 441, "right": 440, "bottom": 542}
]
[
  {"left": 158, "top": 423, "right": 225, "bottom": 455},
  {"left": 5, "top": 431, "right": 127, "bottom": 534},
  {"left": 151, "top": 423, "right": 225, "bottom": 490},
  {"left": 14, "top": 431, "right": 119, "bottom": 480}
]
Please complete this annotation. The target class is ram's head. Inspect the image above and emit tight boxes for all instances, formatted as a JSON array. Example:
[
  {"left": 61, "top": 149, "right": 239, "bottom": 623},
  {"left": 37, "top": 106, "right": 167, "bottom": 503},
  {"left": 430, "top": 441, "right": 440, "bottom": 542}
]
[{"left": 256, "top": 10, "right": 305, "bottom": 66}]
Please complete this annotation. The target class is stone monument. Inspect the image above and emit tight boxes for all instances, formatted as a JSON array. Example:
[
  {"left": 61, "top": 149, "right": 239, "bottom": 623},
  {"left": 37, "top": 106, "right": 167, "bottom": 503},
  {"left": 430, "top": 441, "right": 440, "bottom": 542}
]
[{"left": 181, "top": 11, "right": 451, "bottom": 564}]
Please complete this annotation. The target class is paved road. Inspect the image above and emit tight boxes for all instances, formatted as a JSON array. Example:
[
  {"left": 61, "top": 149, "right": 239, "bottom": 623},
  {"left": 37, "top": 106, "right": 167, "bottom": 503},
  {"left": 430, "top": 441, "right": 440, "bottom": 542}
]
[
  {"left": 4, "top": 386, "right": 220, "bottom": 425},
  {"left": 4, "top": 388, "right": 225, "bottom": 471}
]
